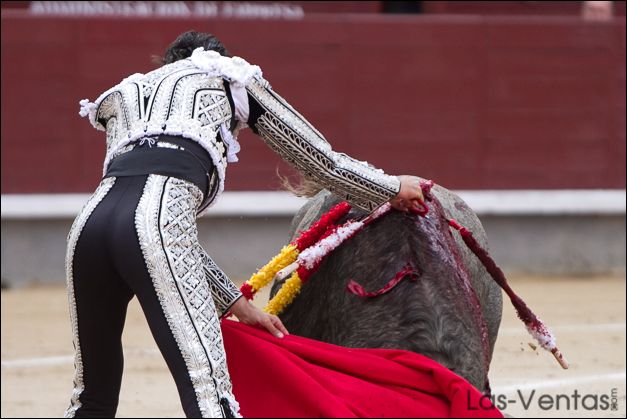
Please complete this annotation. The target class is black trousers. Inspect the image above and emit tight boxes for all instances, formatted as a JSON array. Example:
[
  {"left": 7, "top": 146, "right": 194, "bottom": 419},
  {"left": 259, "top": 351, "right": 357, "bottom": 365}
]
[{"left": 64, "top": 175, "right": 240, "bottom": 418}]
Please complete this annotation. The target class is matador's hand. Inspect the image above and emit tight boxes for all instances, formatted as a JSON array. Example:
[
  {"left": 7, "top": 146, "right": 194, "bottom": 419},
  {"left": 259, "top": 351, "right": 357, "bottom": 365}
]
[
  {"left": 230, "top": 297, "right": 289, "bottom": 338},
  {"left": 390, "top": 175, "right": 426, "bottom": 212}
]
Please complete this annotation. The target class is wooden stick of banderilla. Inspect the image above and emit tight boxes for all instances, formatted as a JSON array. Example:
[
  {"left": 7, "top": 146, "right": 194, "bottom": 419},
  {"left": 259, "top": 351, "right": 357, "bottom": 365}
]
[
  {"left": 275, "top": 261, "right": 299, "bottom": 282},
  {"left": 552, "top": 348, "right": 570, "bottom": 369}
]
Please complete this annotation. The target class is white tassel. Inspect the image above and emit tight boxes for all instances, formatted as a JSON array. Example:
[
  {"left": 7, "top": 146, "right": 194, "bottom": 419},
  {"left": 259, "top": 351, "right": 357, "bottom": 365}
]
[
  {"left": 526, "top": 321, "right": 557, "bottom": 351},
  {"left": 78, "top": 99, "right": 96, "bottom": 118},
  {"left": 220, "top": 124, "right": 241, "bottom": 163}
]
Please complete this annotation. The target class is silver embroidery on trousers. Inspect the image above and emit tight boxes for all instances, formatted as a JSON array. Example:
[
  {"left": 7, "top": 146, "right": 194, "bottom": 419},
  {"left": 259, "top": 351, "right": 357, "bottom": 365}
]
[
  {"left": 134, "top": 175, "right": 240, "bottom": 418},
  {"left": 64, "top": 177, "right": 116, "bottom": 418}
]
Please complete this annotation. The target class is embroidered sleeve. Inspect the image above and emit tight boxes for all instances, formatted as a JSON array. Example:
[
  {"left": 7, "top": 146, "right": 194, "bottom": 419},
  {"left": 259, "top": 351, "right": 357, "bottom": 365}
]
[
  {"left": 197, "top": 244, "right": 243, "bottom": 318},
  {"left": 246, "top": 76, "right": 401, "bottom": 212}
]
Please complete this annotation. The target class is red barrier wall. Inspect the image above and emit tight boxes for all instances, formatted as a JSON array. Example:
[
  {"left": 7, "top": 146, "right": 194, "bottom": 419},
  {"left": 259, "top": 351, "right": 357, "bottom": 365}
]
[{"left": 1, "top": 13, "right": 625, "bottom": 193}]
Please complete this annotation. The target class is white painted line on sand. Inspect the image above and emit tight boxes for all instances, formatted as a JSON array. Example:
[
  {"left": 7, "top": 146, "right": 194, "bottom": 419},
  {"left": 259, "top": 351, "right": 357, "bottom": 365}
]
[
  {"left": 1, "top": 355, "right": 74, "bottom": 368},
  {"left": 493, "top": 371, "right": 627, "bottom": 394},
  {"left": 1, "top": 348, "right": 160, "bottom": 369}
]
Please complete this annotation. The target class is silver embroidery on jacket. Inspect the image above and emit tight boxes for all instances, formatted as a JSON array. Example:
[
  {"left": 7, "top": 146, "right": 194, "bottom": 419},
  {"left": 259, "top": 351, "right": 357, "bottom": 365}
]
[
  {"left": 246, "top": 76, "right": 401, "bottom": 212},
  {"left": 196, "top": 244, "right": 242, "bottom": 318},
  {"left": 81, "top": 53, "right": 257, "bottom": 210},
  {"left": 135, "top": 175, "right": 240, "bottom": 418},
  {"left": 64, "top": 177, "right": 116, "bottom": 418},
  {"left": 97, "top": 71, "right": 230, "bottom": 206}
]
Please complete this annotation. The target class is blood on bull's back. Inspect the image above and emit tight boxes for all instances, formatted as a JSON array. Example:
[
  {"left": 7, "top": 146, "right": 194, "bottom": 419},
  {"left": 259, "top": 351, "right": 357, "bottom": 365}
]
[{"left": 270, "top": 186, "right": 503, "bottom": 393}]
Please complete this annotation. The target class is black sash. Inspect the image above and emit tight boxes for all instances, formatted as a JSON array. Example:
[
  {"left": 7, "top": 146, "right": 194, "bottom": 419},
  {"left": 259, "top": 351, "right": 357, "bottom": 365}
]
[{"left": 104, "top": 136, "right": 218, "bottom": 210}]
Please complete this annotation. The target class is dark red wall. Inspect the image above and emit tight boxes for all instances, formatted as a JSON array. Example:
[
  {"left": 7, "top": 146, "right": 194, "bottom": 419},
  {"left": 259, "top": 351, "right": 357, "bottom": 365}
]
[
  {"left": 423, "top": 1, "right": 626, "bottom": 16},
  {"left": 1, "top": 12, "right": 625, "bottom": 193}
]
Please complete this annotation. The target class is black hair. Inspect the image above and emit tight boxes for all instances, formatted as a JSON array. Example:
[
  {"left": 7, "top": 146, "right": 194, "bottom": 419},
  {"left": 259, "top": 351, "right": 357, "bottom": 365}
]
[{"left": 160, "top": 30, "right": 230, "bottom": 65}]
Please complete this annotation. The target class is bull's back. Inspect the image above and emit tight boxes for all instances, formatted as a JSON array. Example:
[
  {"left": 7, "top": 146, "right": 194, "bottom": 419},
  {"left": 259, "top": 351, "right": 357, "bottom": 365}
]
[{"left": 272, "top": 188, "right": 502, "bottom": 391}]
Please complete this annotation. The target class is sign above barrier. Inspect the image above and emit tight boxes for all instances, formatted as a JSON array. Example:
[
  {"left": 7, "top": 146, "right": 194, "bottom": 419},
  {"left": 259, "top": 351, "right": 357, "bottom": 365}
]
[{"left": 22, "top": 1, "right": 305, "bottom": 19}]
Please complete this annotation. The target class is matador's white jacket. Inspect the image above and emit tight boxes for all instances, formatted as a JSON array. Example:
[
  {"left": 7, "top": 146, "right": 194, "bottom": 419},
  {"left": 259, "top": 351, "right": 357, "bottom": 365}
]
[{"left": 79, "top": 48, "right": 401, "bottom": 215}]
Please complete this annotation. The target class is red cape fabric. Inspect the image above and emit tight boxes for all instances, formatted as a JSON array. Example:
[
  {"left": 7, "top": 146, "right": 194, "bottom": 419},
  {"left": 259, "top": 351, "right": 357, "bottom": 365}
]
[{"left": 221, "top": 320, "right": 502, "bottom": 418}]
